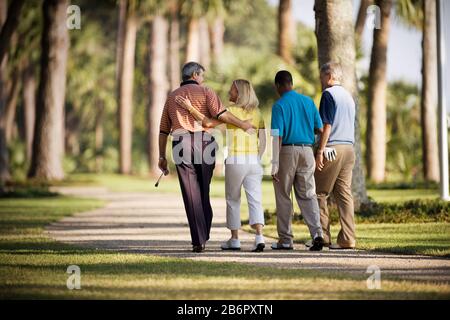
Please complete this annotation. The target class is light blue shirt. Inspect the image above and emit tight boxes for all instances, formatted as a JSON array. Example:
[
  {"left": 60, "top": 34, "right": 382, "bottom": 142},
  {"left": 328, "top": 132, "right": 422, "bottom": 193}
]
[{"left": 319, "top": 85, "right": 355, "bottom": 145}]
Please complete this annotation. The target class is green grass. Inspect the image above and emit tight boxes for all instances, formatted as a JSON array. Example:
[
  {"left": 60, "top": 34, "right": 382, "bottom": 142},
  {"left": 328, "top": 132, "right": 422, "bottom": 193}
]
[
  {"left": 246, "top": 223, "right": 450, "bottom": 257},
  {"left": 62, "top": 173, "right": 441, "bottom": 216},
  {"left": 0, "top": 196, "right": 448, "bottom": 299},
  {"left": 1, "top": 175, "right": 447, "bottom": 299}
]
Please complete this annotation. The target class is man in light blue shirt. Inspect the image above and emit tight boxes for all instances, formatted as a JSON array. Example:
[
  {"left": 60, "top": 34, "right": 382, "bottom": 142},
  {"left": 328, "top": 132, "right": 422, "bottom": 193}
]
[{"left": 270, "top": 70, "right": 324, "bottom": 251}]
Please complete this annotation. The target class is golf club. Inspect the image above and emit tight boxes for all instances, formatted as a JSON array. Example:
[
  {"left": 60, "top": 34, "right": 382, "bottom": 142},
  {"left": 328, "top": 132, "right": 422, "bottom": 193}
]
[{"left": 154, "top": 172, "right": 164, "bottom": 187}]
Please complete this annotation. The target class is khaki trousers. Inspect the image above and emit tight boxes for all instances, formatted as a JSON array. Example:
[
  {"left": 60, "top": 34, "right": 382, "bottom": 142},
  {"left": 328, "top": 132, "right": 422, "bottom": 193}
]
[
  {"left": 314, "top": 144, "right": 356, "bottom": 247},
  {"left": 273, "top": 146, "right": 323, "bottom": 244}
]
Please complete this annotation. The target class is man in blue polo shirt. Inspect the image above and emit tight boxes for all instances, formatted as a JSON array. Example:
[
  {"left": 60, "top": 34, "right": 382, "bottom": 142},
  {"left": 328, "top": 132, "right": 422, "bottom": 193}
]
[{"left": 270, "top": 70, "right": 325, "bottom": 251}]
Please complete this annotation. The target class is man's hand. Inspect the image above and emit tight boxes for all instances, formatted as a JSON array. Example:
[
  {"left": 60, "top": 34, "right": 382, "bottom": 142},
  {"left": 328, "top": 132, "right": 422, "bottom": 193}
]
[
  {"left": 271, "top": 162, "right": 279, "bottom": 183},
  {"left": 242, "top": 119, "right": 256, "bottom": 134},
  {"left": 323, "top": 147, "right": 337, "bottom": 161},
  {"left": 158, "top": 158, "right": 169, "bottom": 175},
  {"left": 315, "top": 152, "right": 324, "bottom": 171}
]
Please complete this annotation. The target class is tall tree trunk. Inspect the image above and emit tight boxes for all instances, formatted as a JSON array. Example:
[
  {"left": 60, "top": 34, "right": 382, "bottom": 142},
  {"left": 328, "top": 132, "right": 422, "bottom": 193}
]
[
  {"left": 0, "top": 0, "right": 10, "bottom": 184},
  {"left": 209, "top": 17, "right": 224, "bottom": 67},
  {"left": 169, "top": 0, "right": 180, "bottom": 90},
  {"left": 28, "top": 0, "right": 69, "bottom": 180},
  {"left": 355, "top": 0, "right": 373, "bottom": 40},
  {"left": 0, "top": 0, "right": 25, "bottom": 66},
  {"left": 22, "top": 63, "right": 36, "bottom": 163},
  {"left": 366, "top": 0, "right": 392, "bottom": 183},
  {"left": 5, "top": 63, "right": 21, "bottom": 143},
  {"left": 148, "top": 15, "right": 169, "bottom": 175},
  {"left": 278, "top": 0, "right": 295, "bottom": 64},
  {"left": 198, "top": 17, "right": 210, "bottom": 68},
  {"left": 95, "top": 100, "right": 104, "bottom": 172},
  {"left": 186, "top": 17, "right": 199, "bottom": 62},
  {"left": 314, "top": 0, "right": 368, "bottom": 208},
  {"left": 117, "top": 2, "right": 137, "bottom": 174},
  {"left": 421, "top": 0, "right": 439, "bottom": 182}
]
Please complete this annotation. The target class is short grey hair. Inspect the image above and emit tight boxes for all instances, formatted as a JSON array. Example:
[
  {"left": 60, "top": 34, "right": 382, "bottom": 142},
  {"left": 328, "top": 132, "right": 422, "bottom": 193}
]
[
  {"left": 182, "top": 62, "right": 205, "bottom": 81},
  {"left": 320, "top": 62, "right": 343, "bottom": 82}
]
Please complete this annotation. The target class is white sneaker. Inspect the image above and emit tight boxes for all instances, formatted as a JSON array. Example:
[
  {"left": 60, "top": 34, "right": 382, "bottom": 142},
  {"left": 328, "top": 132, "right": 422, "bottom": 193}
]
[
  {"left": 252, "top": 235, "right": 265, "bottom": 252},
  {"left": 221, "top": 238, "right": 241, "bottom": 250}
]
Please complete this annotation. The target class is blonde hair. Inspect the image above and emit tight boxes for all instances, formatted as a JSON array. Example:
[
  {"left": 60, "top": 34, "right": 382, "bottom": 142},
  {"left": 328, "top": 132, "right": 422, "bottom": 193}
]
[{"left": 232, "top": 79, "right": 259, "bottom": 112}]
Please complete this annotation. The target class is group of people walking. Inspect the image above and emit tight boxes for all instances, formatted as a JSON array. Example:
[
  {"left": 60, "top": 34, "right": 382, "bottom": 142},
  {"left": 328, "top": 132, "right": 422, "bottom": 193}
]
[{"left": 158, "top": 61, "right": 356, "bottom": 253}]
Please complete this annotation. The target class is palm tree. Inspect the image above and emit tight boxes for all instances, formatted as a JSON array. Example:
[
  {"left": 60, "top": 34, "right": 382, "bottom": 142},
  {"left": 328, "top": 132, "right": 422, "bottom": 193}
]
[
  {"left": 28, "top": 0, "right": 69, "bottom": 180},
  {"left": 0, "top": 0, "right": 10, "bottom": 184},
  {"left": 420, "top": 0, "right": 439, "bottom": 182},
  {"left": 278, "top": 0, "right": 295, "bottom": 64},
  {"left": 23, "top": 62, "right": 36, "bottom": 163},
  {"left": 314, "top": 0, "right": 368, "bottom": 208},
  {"left": 183, "top": 0, "right": 208, "bottom": 63},
  {"left": 148, "top": 13, "right": 169, "bottom": 175},
  {"left": 395, "top": 0, "right": 438, "bottom": 182},
  {"left": 366, "top": 0, "right": 393, "bottom": 183},
  {"left": 116, "top": 0, "right": 138, "bottom": 174},
  {"left": 168, "top": 0, "right": 180, "bottom": 90},
  {"left": 355, "top": 0, "right": 373, "bottom": 40},
  {"left": 207, "top": 0, "right": 226, "bottom": 67}
]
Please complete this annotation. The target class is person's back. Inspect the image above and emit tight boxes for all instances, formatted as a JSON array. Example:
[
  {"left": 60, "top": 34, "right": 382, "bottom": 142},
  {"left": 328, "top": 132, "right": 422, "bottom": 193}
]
[
  {"left": 271, "top": 90, "right": 322, "bottom": 145},
  {"left": 161, "top": 82, "right": 225, "bottom": 135},
  {"left": 226, "top": 106, "right": 264, "bottom": 156},
  {"left": 321, "top": 85, "right": 355, "bottom": 146},
  {"left": 270, "top": 70, "right": 324, "bottom": 252}
]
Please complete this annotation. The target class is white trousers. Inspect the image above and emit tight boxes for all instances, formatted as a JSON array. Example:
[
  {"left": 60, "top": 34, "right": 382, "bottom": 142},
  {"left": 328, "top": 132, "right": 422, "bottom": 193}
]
[{"left": 225, "top": 155, "right": 265, "bottom": 230}]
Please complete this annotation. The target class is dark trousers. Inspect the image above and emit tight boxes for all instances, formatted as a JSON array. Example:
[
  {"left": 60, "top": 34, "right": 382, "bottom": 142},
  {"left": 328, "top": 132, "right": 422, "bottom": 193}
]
[{"left": 172, "top": 132, "right": 217, "bottom": 246}]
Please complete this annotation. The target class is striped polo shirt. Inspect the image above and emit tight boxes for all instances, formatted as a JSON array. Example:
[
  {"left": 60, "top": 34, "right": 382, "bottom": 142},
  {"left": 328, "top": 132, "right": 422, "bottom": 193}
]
[{"left": 159, "top": 80, "right": 226, "bottom": 135}]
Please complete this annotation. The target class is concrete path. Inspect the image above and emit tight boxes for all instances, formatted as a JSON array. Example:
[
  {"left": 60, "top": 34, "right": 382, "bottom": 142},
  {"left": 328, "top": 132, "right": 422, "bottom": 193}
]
[{"left": 46, "top": 187, "right": 450, "bottom": 282}]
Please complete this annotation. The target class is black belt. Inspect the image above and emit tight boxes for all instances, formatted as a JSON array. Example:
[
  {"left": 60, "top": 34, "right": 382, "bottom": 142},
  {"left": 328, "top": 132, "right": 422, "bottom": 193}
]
[{"left": 282, "top": 143, "right": 313, "bottom": 147}]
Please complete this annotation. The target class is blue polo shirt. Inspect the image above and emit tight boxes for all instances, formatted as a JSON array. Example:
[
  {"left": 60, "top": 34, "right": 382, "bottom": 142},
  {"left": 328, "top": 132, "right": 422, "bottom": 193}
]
[{"left": 271, "top": 90, "right": 323, "bottom": 145}]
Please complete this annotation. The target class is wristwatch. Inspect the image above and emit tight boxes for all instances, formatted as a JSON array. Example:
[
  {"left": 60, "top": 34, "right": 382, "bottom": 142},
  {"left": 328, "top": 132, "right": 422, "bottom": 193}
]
[{"left": 159, "top": 156, "right": 166, "bottom": 160}]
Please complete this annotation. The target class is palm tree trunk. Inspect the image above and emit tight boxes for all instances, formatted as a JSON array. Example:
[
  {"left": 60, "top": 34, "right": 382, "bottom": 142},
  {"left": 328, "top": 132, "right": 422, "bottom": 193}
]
[
  {"left": 186, "top": 17, "right": 199, "bottom": 62},
  {"left": 355, "top": 0, "right": 373, "bottom": 40},
  {"left": 22, "top": 62, "right": 36, "bottom": 163},
  {"left": 169, "top": 0, "right": 180, "bottom": 90},
  {"left": 95, "top": 100, "right": 104, "bottom": 172},
  {"left": 198, "top": 17, "right": 210, "bottom": 69},
  {"left": 148, "top": 15, "right": 169, "bottom": 175},
  {"left": 209, "top": 17, "right": 224, "bottom": 67},
  {"left": 0, "top": 0, "right": 10, "bottom": 184},
  {"left": 117, "top": 2, "right": 137, "bottom": 174},
  {"left": 314, "top": 0, "right": 368, "bottom": 208},
  {"left": 28, "top": 0, "right": 69, "bottom": 180},
  {"left": 0, "top": 0, "right": 25, "bottom": 66},
  {"left": 5, "top": 63, "right": 21, "bottom": 143},
  {"left": 366, "top": 0, "right": 392, "bottom": 183},
  {"left": 278, "top": 0, "right": 295, "bottom": 64},
  {"left": 421, "top": 0, "right": 439, "bottom": 182}
]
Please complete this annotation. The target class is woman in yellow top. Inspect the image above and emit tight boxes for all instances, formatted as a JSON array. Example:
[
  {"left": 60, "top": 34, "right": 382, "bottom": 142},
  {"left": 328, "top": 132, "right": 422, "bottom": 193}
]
[{"left": 175, "top": 79, "right": 266, "bottom": 252}]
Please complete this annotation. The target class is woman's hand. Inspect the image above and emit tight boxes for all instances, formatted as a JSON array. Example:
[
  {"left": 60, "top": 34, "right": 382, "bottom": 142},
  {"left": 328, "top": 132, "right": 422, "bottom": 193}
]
[{"left": 175, "top": 95, "right": 193, "bottom": 111}]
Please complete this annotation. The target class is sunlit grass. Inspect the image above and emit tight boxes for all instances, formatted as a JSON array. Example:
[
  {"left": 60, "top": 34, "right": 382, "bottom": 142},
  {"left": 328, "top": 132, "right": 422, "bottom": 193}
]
[
  {"left": 247, "top": 223, "right": 450, "bottom": 257},
  {"left": 1, "top": 193, "right": 449, "bottom": 299}
]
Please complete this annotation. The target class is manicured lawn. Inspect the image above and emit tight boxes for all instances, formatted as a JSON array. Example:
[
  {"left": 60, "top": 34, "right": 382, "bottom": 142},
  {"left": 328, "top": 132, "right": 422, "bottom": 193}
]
[
  {"left": 1, "top": 195, "right": 449, "bottom": 299},
  {"left": 62, "top": 173, "right": 440, "bottom": 215},
  {"left": 246, "top": 223, "right": 450, "bottom": 257}
]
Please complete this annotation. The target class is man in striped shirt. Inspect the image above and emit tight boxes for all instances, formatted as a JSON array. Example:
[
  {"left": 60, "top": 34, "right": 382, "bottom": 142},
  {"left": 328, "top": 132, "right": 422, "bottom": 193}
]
[{"left": 158, "top": 62, "right": 255, "bottom": 253}]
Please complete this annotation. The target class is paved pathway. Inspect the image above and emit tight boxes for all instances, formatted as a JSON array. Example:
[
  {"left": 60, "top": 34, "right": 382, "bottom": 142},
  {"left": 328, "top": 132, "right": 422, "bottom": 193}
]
[{"left": 46, "top": 186, "right": 450, "bottom": 282}]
